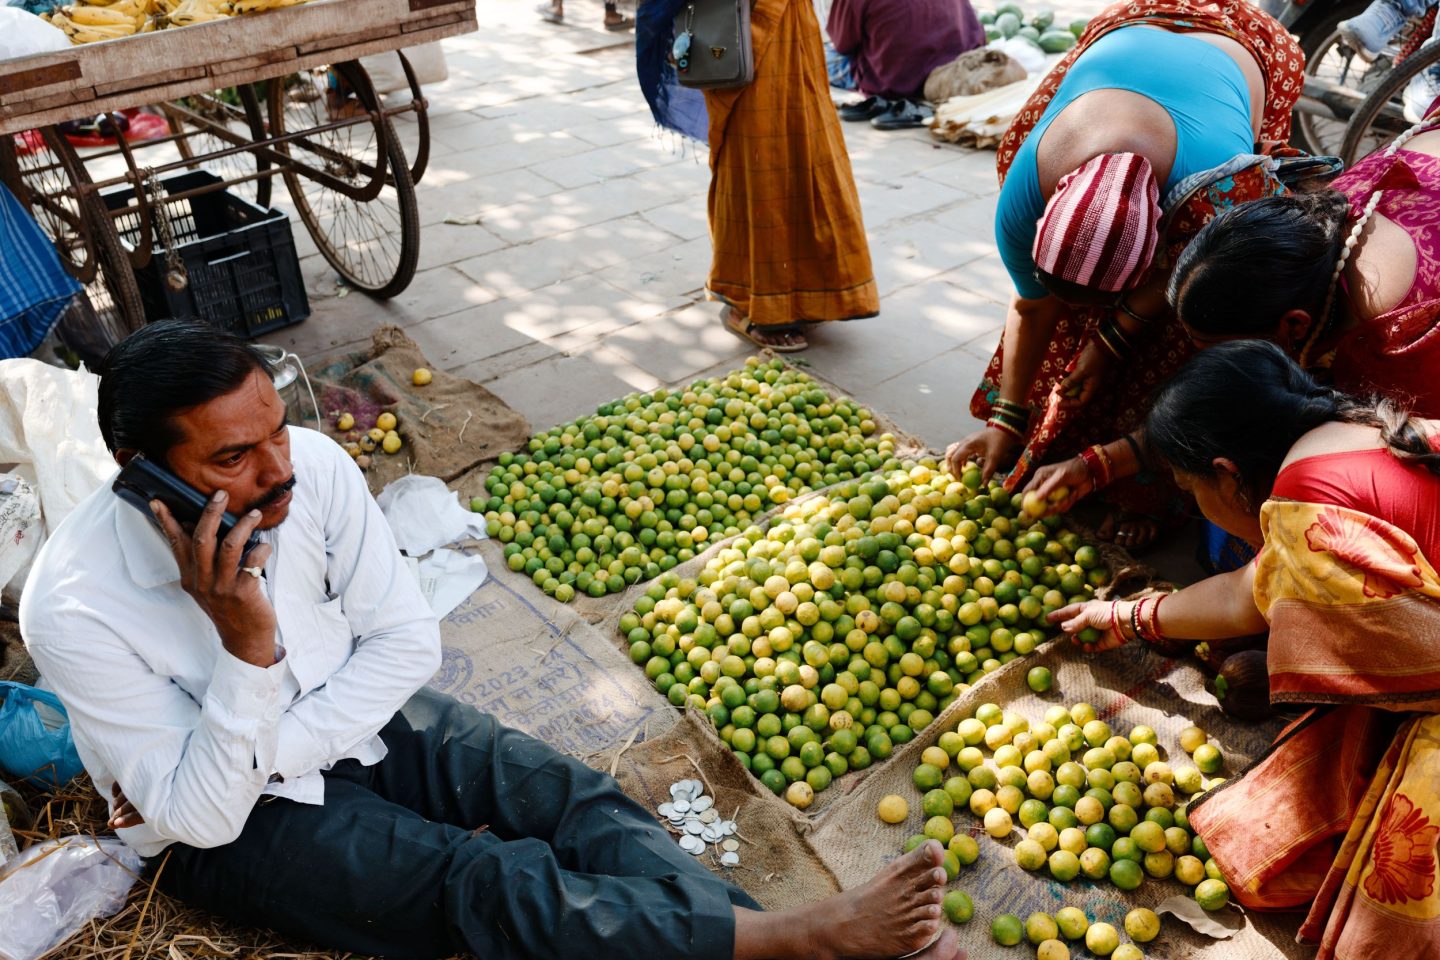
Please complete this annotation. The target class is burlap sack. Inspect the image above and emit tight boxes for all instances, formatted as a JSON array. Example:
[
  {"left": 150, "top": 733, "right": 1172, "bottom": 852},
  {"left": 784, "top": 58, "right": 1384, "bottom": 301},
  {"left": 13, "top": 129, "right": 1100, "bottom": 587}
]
[
  {"left": 611, "top": 710, "right": 843, "bottom": 911},
  {"left": 428, "top": 540, "right": 677, "bottom": 759},
  {"left": 304, "top": 326, "right": 530, "bottom": 497},
  {"left": 809, "top": 640, "right": 1310, "bottom": 958},
  {"left": 924, "top": 48, "right": 1027, "bottom": 104}
]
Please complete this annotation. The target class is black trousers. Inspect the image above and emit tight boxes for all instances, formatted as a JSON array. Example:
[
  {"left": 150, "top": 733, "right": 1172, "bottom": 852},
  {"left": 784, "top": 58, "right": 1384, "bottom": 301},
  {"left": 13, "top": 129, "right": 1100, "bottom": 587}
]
[{"left": 152, "top": 688, "right": 758, "bottom": 959}]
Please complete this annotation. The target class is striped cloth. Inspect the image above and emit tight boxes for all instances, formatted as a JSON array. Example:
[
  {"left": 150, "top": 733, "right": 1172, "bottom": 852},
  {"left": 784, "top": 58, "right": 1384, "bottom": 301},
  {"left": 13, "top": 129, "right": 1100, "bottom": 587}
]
[
  {"left": 0, "top": 184, "right": 80, "bottom": 359},
  {"left": 1032, "top": 152, "right": 1160, "bottom": 293}
]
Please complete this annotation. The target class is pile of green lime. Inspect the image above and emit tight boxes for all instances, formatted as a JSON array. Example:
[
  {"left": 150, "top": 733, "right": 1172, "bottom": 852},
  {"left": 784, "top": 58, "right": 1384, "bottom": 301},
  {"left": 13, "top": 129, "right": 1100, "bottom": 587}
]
[
  {"left": 902, "top": 703, "right": 1232, "bottom": 913},
  {"left": 474, "top": 358, "right": 900, "bottom": 601},
  {"left": 620, "top": 461, "right": 1105, "bottom": 807}
]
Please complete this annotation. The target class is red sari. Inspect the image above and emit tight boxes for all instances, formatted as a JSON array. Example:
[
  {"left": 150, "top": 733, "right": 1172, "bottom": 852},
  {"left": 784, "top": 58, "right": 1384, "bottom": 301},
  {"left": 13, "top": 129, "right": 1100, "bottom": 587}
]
[
  {"left": 1188, "top": 496, "right": 1440, "bottom": 959},
  {"left": 969, "top": 0, "right": 1304, "bottom": 510}
]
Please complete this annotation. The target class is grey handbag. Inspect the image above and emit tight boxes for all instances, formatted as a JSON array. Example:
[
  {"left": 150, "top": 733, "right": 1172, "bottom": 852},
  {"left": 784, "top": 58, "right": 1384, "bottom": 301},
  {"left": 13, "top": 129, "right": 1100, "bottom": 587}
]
[{"left": 672, "top": 0, "right": 754, "bottom": 90}]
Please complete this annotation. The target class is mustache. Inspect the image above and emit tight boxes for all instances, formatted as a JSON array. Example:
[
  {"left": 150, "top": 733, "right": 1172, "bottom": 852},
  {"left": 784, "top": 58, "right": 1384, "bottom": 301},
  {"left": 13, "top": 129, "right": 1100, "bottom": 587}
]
[{"left": 247, "top": 475, "right": 297, "bottom": 513}]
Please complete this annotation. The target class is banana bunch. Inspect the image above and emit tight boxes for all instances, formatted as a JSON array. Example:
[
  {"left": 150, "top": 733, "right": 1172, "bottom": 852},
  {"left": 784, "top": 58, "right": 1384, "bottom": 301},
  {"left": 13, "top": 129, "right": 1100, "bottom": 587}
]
[
  {"left": 43, "top": 0, "right": 308, "bottom": 43},
  {"left": 162, "top": 0, "right": 228, "bottom": 26},
  {"left": 47, "top": 0, "right": 148, "bottom": 44},
  {"left": 226, "top": 0, "right": 308, "bottom": 13}
]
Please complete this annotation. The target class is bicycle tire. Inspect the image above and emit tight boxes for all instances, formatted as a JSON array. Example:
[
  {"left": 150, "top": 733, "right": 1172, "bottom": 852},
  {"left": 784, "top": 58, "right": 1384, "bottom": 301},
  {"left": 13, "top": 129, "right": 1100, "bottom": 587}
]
[{"left": 1340, "top": 38, "right": 1440, "bottom": 163}]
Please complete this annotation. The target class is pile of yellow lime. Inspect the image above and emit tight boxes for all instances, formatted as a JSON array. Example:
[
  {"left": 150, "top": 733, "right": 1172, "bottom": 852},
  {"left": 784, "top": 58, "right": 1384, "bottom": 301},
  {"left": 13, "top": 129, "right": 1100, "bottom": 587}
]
[
  {"left": 475, "top": 358, "right": 896, "bottom": 600},
  {"left": 902, "top": 701, "right": 1231, "bottom": 916},
  {"left": 621, "top": 459, "right": 1103, "bottom": 806}
]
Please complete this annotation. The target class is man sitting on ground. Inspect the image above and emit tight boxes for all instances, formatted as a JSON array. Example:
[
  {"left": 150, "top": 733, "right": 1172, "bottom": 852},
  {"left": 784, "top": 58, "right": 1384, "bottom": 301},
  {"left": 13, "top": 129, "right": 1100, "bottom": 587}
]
[
  {"left": 829, "top": 0, "right": 985, "bottom": 125},
  {"left": 20, "top": 320, "right": 966, "bottom": 960}
]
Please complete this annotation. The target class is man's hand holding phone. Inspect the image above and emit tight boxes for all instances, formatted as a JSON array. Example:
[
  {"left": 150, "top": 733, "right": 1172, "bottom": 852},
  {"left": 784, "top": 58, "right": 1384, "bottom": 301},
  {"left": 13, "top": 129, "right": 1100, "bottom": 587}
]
[{"left": 152, "top": 490, "right": 278, "bottom": 668}]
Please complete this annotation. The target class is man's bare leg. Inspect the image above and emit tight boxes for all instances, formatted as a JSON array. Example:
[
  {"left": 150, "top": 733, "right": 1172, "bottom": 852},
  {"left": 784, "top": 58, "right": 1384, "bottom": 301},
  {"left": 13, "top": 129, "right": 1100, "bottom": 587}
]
[{"left": 730, "top": 841, "right": 964, "bottom": 960}]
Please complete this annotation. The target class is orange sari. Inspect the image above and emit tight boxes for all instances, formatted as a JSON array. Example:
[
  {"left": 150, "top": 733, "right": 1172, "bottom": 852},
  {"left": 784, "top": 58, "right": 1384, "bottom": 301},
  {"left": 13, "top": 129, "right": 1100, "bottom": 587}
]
[
  {"left": 1189, "top": 501, "right": 1440, "bottom": 959},
  {"left": 702, "top": 0, "right": 879, "bottom": 328}
]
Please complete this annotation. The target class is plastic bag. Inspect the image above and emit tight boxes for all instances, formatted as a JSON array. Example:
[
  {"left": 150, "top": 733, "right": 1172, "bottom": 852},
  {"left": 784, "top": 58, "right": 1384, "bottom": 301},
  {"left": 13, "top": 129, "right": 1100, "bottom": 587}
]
[
  {"left": 0, "top": 476, "right": 41, "bottom": 604},
  {"left": 0, "top": 837, "right": 142, "bottom": 960},
  {"left": 0, "top": 7, "right": 69, "bottom": 60},
  {"left": 0, "top": 682, "right": 83, "bottom": 788}
]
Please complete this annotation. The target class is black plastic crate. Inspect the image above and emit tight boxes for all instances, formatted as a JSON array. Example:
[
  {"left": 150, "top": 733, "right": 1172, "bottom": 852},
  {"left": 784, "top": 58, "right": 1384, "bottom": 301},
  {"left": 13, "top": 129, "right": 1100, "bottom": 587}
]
[{"left": 104, "top": 171, "right": 309, "bottom": 338}]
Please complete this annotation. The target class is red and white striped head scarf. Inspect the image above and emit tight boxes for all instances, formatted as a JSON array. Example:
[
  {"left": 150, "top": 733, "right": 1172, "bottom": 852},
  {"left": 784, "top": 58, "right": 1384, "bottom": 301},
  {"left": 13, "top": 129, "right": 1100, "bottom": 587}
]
[{"left": 1032, "top": 152, "right": 1161, "bottom": 293}]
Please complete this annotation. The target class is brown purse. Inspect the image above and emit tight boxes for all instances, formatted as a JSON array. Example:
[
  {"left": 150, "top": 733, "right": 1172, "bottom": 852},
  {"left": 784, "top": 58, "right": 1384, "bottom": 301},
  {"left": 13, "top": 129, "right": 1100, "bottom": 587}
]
[{"left": 672, "top": 0, "right": 754, "bottom": 89}]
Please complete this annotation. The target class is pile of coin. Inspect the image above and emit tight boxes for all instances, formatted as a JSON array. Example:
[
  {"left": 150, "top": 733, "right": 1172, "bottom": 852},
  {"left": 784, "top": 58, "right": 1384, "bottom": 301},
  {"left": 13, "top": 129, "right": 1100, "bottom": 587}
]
[{"left": 658, "top": 779, "right": 741, "bottom": 867}]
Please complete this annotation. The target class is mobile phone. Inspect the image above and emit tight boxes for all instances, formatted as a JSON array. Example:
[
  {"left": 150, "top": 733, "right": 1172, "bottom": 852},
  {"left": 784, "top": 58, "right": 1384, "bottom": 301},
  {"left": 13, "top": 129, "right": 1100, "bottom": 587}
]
[{"left": 112, "top": 455, "right": 261, "bottom": 560}]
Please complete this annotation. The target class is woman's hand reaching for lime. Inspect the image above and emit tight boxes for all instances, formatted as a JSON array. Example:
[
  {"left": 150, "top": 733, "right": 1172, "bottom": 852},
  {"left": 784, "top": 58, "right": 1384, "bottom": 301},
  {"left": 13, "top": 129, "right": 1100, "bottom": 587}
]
[
  {"left": 1021, "top": 457, "right": 1093, "bottom": 516},
  {"left": 1057, "top": 340, "right": 1112, "bottom": 410},
  {"left": 1049, "top": 600, "right": 1129, "bottom": 652},
  {"left": 947, "top": 426, "right": 1022, "bottom": 485}
]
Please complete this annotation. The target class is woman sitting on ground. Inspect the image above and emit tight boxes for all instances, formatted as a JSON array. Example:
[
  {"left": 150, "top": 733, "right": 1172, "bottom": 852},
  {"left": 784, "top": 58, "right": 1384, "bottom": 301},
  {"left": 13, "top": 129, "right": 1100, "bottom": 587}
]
[
  {"left": 1051, "top": 340, "right": 1440, "bottom": 956},
  {"left": 1021, "top": 104, "right": 1440, "bottom": 562},
  {"left": 944, "top": 0, "right": 1304, "bottom": 552}
]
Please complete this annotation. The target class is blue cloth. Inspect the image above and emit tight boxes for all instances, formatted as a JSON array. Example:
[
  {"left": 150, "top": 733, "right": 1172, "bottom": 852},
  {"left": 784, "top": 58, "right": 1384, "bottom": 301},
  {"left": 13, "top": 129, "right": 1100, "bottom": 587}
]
[
  {"left": 994, "top": 26, "right": 1256, "bottom": 299},
  {"left": 1198, "top": 521, "right": 1257, "bottom": 575},
  {"left": 825, "top": 42, "right": 858, "bottom": 90},
  {"left": 635, "top": 0, "right": 711, "bottom": 142},
  {"left": 0, "top": 184, "right": 79, "bottom": 358}
]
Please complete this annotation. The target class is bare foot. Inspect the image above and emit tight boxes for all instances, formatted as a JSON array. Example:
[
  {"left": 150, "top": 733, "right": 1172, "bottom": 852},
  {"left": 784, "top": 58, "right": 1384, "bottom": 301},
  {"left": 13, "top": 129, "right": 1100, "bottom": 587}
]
[
  {"left": 1096, "top": 512, "right": 1161, "bottom": 553},
  {"left": 909, "top": 928, "right": 966, "bottom": 960},
  {"left": 805, "top": 840, "right": 949, "bottom": 960}
]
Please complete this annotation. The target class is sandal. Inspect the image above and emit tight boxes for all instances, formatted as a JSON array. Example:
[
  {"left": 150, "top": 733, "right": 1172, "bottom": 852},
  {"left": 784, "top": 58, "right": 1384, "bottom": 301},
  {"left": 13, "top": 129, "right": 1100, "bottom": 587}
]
[
  {"left": 722, "top": 306, "right": 808, "bottom": 352},
  {"left": 870, "top": 99, "right": 932, "bottom": 130},
  {"left": 839, "top": 95, "right": 890, "bottom": 121},
  {"left": 536, "top": 2, "right": 564, "bottom": 23},
  {"left": 1096, "top": 511, "right": 1162, "bottom": 554}
]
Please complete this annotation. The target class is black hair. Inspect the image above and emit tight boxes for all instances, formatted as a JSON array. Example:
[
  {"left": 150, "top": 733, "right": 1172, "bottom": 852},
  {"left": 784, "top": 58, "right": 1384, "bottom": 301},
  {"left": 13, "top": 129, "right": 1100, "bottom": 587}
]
[
  {"left": 1146, "top": 341, "right": 1440, "bottom": 506},
  {"left": 1034, "top": 269, "right": 1122, "bottom": 308},
  {"left": 96, "top": 319, "right": 270, "bottom": 459},
  {"left": 1168, "top": 191, "right": 1352, "bottom": 337}
]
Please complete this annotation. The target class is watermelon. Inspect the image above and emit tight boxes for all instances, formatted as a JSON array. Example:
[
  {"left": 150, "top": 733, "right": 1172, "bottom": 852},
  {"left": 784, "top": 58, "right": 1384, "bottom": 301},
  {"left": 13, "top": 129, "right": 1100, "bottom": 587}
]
[{"left": 1039, "top": 29, "right": 1078, "bottom": 52}]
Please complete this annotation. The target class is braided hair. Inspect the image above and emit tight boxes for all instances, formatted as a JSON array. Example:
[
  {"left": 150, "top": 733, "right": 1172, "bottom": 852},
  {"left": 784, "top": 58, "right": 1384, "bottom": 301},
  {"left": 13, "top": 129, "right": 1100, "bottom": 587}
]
[
  {"left": 1146, "top": 341, "right": 1440, "bottom": 506},
  {"left": 1168, "top": 191, "right": 1353, "bottom": 338}
]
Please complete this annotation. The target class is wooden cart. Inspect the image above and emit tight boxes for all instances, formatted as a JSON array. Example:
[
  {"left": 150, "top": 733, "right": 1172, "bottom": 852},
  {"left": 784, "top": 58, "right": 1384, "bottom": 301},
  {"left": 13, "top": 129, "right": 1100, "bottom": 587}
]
[{"left": 0, "top": 0, "right": 476, "bottom": 348}]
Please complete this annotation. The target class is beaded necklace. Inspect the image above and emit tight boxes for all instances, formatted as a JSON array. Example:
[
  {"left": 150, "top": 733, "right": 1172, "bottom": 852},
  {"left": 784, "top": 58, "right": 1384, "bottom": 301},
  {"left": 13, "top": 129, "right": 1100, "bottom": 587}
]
[{"left": 1302, "top": 116, "right": 1433, "bottom": 368}]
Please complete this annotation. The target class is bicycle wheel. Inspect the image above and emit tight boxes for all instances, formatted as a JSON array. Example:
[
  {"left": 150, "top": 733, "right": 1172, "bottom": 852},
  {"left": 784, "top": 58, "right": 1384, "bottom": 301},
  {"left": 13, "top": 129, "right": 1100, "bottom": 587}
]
[
  {"left": 1292, "top": 0, "right": 1395, "bottom": 158},
  {"left": 1340, "top": 37, "right": 1440, "bottom": 163},
  {"left": 0, "top": 127, "right": 144, "bottom": 346},
  {"left": 162, "top": 84, "right": 271, "bottom": 207},
  {"left": 268, "top": 62, "right": 419, "bottom": 298}
]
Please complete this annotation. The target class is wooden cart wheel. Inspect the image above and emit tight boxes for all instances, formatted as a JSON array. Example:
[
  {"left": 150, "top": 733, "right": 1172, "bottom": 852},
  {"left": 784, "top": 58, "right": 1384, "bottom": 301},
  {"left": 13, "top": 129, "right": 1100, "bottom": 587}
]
[
  {"left": 0, "top": 130, "right": 97, "bottom": 284},
  {"left": 162, "top": 84, "right": 271, "bottom": 208},
  {"left": 268, "top": 61, "right": 420, "bottom": 298},
  {"left": 0, "top": 127, "right": 145, "bottom": 345}
]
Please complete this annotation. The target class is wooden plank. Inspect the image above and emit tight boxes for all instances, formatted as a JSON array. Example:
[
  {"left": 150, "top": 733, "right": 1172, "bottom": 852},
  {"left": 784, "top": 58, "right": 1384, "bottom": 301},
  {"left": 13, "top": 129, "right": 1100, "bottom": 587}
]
[
  {"left": 94, "top": 64, "right": 208, "bottom": 98},
  {"left": 0, "top": 60, "right": 83, "bottom": 98},
  {"left": 0, "top": 16, "right": 473, "bottom": 133},
  {"left": 0, "top": 0, "right": 473, "bottom": 111}
]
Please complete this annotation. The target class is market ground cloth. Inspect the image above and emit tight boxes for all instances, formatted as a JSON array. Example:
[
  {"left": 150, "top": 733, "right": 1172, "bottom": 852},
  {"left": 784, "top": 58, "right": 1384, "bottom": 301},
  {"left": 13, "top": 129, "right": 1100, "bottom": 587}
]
[
  {"left": 1190, "top": 501, "right": 1440, "bottom": 960},
  {"left": 702, "top": 0, "right": 879, "bottom": 328}
]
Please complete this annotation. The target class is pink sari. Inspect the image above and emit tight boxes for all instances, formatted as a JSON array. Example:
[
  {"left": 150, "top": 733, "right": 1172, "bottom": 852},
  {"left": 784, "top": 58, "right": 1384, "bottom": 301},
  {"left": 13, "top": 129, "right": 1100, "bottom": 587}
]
[{"left": 1328, "top": 110, "right": 1440, "bottom": 417}]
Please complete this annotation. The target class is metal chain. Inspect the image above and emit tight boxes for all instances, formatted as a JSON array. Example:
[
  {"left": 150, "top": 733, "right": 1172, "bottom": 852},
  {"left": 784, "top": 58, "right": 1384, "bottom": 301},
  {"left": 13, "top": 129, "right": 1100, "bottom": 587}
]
[{"left": 145, "top": 167, "right": 188, "bottom": 292}]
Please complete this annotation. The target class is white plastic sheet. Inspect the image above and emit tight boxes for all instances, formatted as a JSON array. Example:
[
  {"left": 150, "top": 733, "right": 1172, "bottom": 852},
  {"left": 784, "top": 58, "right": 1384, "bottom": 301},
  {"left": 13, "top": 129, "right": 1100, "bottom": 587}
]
[
  {"left": 0, "top": 8, "right": 70, "bottom": 62},
  {"left": 0, "top": 837, "right": 142, "bottom": 960},
  {"left": 377, "top": 475, "right": 488, "bottom": 619}
]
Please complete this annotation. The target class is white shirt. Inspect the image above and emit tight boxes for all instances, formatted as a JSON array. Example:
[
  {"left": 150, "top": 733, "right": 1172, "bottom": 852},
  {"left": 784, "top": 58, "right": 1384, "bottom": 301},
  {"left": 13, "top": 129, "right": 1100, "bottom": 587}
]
[{"left": 19, "top": 427, "right": 441, "bottom": 857}]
